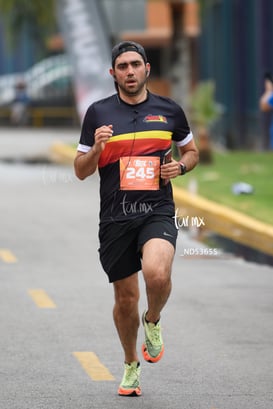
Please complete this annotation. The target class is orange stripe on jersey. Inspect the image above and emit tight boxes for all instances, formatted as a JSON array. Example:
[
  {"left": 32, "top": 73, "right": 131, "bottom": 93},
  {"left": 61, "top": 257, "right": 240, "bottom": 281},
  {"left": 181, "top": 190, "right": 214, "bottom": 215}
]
[{"left": 98, "top": 130, "right": 172, "bottom": 168}]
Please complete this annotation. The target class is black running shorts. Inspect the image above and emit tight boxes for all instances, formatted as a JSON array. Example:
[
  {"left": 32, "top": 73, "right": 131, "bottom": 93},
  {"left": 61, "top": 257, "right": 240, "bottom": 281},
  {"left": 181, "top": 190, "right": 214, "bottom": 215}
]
[{"left": 98, "top": 215, "right": 178, "bottom": 282}]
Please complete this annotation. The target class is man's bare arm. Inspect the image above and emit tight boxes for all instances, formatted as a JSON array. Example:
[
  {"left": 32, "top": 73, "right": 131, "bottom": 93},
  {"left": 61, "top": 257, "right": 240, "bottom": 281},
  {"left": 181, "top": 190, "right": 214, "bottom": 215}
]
[
  {"left": 74, "top": 124, "right": 113, "bottom": 180},
  {"left": 177, "top": 139, "right": 199, "bottom": 172},
  {"left": 74, "top": 149, "right": 101, "bottom": 180}
]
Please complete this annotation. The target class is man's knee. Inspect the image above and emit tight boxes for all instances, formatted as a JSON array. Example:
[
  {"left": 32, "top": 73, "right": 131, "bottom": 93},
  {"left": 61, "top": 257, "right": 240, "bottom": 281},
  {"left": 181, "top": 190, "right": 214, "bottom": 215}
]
[
  {"left": 116, "top": 290, "right": 139, "bottom": 308},
  {"left": 144, "top": 265, "right": 171, "bottom": 291},
  {"left": 114, "top": 278, "right": 140, "bottom": 313}
]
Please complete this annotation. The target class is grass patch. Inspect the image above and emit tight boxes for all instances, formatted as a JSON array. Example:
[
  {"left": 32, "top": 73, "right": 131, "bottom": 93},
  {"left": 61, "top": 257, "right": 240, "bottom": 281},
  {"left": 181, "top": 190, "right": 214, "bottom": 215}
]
[{"left": 173, "top": 151, "right": 273, "bottom": 225}]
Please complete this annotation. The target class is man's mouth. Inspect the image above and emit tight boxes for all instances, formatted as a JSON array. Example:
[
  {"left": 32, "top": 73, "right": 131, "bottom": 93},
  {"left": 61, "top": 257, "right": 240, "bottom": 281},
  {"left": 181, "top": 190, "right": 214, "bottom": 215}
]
[{"left": 126, "top": 79, "right": 137, "bottom": 85}]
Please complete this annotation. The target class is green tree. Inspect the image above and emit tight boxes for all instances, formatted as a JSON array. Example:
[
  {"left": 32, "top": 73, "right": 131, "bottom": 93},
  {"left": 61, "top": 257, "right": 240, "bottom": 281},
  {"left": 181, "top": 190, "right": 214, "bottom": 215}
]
[
  {"left": 0, "top": 0, "right": 56, "bottom": 49},
  {"left": 190, "top": 80, "right": 222, "bottom": 129},
  {"left": 189, "top": 80, "right": 223, "bottom": 164}
]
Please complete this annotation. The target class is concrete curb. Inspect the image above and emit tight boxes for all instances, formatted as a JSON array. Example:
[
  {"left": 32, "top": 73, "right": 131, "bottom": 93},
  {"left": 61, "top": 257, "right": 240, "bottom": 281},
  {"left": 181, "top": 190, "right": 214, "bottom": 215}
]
[
  {"left": 173, "top": 186, "right": 273, "bottom": 257},
  {"left": 50, "top": 143, "right": 273, "bottom": 257},
  {"left": 50, "top": 142, "right": 76, "bottom": 165}
]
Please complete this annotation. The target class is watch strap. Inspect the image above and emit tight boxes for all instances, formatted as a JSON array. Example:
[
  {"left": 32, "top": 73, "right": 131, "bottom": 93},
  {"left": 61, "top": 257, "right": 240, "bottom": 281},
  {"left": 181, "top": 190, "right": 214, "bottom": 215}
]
[{"left": 179, "top": 162, "right": 187, "bottom": 175}]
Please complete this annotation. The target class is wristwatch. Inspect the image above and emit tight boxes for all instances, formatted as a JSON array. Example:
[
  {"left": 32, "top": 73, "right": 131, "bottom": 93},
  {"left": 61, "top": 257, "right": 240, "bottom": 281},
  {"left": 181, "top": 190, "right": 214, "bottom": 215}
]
[{"left": 179, "top": 162, "right": 187, "bottom": 175}]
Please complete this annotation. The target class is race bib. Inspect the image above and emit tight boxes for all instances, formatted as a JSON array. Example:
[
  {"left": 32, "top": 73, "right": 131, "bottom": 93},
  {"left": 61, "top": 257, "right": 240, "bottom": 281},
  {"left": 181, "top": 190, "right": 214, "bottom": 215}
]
[{"left": 120, "top": 156, "right": 160, "bottom": 190}]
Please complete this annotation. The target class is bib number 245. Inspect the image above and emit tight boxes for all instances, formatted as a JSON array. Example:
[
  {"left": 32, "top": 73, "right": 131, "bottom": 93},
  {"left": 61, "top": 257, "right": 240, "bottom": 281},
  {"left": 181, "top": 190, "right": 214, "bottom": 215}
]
[{"left": 120, "top": 156, "right": 160, "bottom": 190}]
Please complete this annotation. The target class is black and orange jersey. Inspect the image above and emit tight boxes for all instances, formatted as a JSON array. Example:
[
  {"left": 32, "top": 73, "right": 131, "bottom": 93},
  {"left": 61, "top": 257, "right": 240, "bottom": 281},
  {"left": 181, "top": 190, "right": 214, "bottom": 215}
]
[{"left": 78, "top": 91, "right": 193, "bottom": 222}]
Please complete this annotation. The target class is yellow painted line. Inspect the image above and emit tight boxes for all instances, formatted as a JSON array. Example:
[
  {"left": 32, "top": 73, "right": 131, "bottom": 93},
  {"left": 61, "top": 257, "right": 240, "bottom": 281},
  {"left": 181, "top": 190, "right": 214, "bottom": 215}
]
[
  {"left": 0, "top": 249, "right": 17, "bottom": 263},
  {"left": 28, "top": 289, "right": 56, "bottom": 308},
  {"left": 73, "top": 352, "right": 115, "bottom": 381}
]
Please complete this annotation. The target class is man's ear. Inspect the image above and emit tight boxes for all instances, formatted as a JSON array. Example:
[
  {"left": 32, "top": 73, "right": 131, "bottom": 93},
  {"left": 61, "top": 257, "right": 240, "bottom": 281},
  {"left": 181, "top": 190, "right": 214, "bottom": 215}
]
[
  {"left": 145, "top": 62, "right": 151, "bottom": 77},
  {"left": 109, "top": 68, "right": 116, "bottom": 79}
]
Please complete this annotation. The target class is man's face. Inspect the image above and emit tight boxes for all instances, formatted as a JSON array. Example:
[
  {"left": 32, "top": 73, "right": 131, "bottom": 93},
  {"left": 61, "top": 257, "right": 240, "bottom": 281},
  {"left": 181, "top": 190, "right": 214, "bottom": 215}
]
[{"left": 110, "top": 51, "right": 150, "bottom": 97}]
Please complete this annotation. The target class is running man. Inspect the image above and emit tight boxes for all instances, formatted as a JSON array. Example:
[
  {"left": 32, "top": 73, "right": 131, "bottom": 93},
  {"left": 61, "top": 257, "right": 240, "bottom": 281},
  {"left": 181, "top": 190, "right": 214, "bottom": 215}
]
[{"left": 74, "top": 41, "right": 199, "bottom": 396}]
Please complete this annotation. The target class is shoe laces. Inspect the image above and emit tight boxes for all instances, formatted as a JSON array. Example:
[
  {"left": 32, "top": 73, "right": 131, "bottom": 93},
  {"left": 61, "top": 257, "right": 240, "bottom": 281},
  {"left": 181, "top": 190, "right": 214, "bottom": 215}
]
[
  {"left": 122, "top": 362, "right": 140, "bottom": 387},
  {"left": 147, "top": 322, "right": 162, "bottom": 346}
]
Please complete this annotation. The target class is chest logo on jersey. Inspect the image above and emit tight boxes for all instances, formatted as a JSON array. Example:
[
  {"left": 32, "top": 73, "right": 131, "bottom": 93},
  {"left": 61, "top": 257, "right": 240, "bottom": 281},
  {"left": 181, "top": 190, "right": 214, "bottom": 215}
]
[{"left": 144, "top": 114, "right": 168, "bottom": 123}]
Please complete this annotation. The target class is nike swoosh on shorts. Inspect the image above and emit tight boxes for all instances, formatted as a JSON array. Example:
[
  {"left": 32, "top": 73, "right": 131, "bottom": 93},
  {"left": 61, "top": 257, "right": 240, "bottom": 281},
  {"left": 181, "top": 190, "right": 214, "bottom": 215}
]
[{"left": 163, "top": 232, "right": 173, "bottom": 237}]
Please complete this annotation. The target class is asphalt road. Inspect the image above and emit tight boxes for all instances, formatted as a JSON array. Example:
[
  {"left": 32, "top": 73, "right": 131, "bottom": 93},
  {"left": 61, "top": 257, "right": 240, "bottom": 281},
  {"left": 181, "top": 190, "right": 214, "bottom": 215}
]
[{"left": 1, "top": 127, "right": 273, "bottom": 409}]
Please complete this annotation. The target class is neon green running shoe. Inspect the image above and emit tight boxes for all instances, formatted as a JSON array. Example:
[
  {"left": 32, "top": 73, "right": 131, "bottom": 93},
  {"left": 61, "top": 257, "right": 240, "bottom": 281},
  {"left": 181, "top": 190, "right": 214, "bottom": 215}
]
[
  {"left": 118, "top": 361, "right": 141, "bottom": 396},
  {"left": 141, "top": 311, "right": 164, "bottom": 363}
]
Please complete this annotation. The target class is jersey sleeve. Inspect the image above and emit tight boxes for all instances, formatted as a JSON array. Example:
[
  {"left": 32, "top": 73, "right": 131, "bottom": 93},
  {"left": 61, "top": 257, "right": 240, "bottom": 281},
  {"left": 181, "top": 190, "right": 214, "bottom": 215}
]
[
  {"left": 77, "top": 105, "right": 96, "bottom": 153},
  {"left": 172, "top": 104, "right": 193, "bottom": 147}
]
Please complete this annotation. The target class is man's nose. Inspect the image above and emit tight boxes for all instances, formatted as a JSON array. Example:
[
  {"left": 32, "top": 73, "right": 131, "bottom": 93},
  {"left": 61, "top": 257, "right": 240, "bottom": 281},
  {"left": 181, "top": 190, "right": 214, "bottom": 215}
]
[{"left": 127, "top": 64, "right": 134, "bottom": 75}]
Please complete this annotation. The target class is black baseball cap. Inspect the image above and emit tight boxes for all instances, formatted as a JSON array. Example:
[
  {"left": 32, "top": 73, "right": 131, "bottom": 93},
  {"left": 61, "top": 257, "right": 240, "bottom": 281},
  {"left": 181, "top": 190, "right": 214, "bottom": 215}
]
[{"left": 111, "top": 41, "right": 147, "bottom": 67}]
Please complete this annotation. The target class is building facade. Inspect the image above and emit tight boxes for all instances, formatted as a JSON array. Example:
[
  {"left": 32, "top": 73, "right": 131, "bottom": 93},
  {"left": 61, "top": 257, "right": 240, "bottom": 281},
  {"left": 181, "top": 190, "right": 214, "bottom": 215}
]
[
  {"left": 1, "top": 0, "right": 273, "bottom": 148},
  {"left": 199, "top": 0, "right": 273, "bottom": 149}
]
